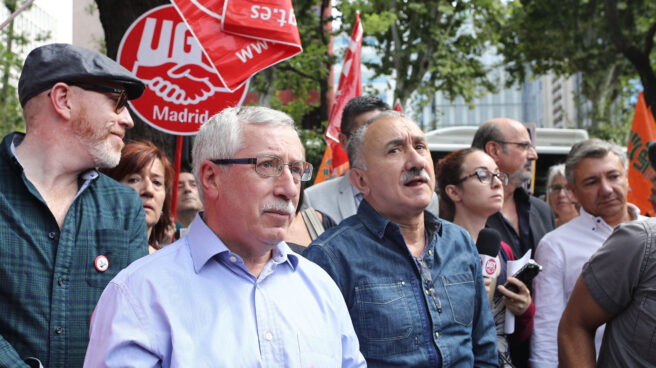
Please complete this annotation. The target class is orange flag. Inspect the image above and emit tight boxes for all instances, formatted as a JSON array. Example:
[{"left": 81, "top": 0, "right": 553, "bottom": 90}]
[
  {"left": 314, "top": 13, "right": 363, "bottom": 184},
  {"left": 313, "top": 145, "right": 335, "bottom": 184},
  {"left": 627, "top": 92, "right": 656, "bottom": 217}
]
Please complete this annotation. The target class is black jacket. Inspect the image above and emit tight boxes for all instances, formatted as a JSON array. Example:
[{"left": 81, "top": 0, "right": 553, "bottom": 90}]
[{"left": 485, "top": 187, "right": 556, "bottom": 258}]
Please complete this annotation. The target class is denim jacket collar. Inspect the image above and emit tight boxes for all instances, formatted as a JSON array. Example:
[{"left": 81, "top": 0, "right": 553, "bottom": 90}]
[{"left": 357, "top": 199, "right": 442, "bottom": 241}]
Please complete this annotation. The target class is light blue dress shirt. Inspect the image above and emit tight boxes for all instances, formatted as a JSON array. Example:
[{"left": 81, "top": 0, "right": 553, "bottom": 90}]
[{"left": 84, "top": 214, "right": 365, "bottom": 367}]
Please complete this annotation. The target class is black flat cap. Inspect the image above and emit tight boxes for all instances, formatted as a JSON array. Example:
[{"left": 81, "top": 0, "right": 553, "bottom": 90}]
[{"left": 18, "top": 43, "right": 145, "bottom": 107}]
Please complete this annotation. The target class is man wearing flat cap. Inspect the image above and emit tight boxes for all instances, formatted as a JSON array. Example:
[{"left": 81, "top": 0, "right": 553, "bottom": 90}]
[{"left": 0, "top": 43, "right": 147, "bottom": 367}]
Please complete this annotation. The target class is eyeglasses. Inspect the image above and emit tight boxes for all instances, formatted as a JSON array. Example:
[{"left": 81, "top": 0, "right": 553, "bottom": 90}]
[
  {"left": 49, "top": 82, "right": 128, "bottom": 114},
  {"left": 495, "top": 140, "right": 533, "bottom": 152},
  {"left": 548, "top": 184, "right": 570, "bottom": 194},
  {"left": 70, "top": 82, "right": 128, "bottom": 114},
  {"left": 211, "top": 155, "right": 313, "bottom": 182},
  {"left": 457, "top": 169, "right": 509, "bottom": 186}
]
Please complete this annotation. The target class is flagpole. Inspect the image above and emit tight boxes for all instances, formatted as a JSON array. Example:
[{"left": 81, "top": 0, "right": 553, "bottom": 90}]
[{"left": 170, "top": 135, "right": 183, "bottom": 242}]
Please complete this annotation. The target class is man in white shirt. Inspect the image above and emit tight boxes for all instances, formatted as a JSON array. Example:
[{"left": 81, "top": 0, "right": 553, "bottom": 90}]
[{"left": 529, "top": 138, "right": 642, "bottom": 368}]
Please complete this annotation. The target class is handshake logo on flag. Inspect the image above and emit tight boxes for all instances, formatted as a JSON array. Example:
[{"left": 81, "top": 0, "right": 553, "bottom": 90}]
[
  {"left": 117, "top": 5, "right": 249, "bottom": 135},
  {"left": 132, "top": 16, "right": 228, "bottom": 105}
]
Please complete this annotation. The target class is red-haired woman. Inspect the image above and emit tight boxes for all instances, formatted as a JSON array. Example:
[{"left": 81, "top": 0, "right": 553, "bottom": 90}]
[{"left": 102, "top": 140, "right": 174, "bottom": 253}]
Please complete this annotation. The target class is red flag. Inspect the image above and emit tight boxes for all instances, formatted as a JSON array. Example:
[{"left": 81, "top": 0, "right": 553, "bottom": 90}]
[
  {"left": 627, "top": 92, "right": 656, "bottom": 216},
  {"left": 315, "top": 13, "right": 363, "bottom": 184},
  {"left": 171, "top": 0, "right": 302, "bottom": 91},
  {"left": 394, "top": 99, "right": 402, "bottom": 112}
]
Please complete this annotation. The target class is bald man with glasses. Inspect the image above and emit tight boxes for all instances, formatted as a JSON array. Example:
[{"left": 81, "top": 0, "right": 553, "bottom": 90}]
[{"left": 472, "top": 118, "right": 555, "bottom": 261}]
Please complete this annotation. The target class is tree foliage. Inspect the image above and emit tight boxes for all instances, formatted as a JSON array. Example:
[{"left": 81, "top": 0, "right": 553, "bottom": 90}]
[
  {"left": 0, "top": 0, "right": 49, "bottom": 137},
  {"left": 497, "top": 0, "right": 656, "bottom": 142},
  {"left": 337, "top": 0, "right": 507, "bottom": 110}
]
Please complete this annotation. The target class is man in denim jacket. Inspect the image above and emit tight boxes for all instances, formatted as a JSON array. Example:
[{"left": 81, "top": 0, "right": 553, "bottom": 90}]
[{"left": 304, "top": 111, "right": 498, "bottom": 367}]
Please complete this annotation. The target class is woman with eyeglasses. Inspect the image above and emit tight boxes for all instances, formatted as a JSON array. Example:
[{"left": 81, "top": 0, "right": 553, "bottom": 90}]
[
  {"left": 102, "top": 140, "right": 174, "bottom": 253},
  {"left": 546, "top": 164, "right": 579, "bottom": 227},
  {"left": 436, "top": 148, "right": 534, "bottom": 368}
]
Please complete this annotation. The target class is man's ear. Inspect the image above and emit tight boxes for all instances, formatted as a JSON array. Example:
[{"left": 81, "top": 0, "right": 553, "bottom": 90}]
[
  {"left": 484, "top": 140, "right": 502, "bottom": 163},
  {"left": 199, "top": 161, "right": 221, "bottom": 200},
  {"left": 444, "top": 184, "right": 462, "bottom": 203},
  {"left": 349, "top": 167, "right": 370, "bottom": 196},
  {"left": 338, "top": 132, "right": 349, "bottom": 152},
  {"left": 49, "top": 83, "right": 73, "bottom": 121}
]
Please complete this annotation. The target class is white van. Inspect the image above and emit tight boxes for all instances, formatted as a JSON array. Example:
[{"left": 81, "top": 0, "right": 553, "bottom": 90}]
[{"left": 426, "top": 126, "right": 589, "bottom": 196}]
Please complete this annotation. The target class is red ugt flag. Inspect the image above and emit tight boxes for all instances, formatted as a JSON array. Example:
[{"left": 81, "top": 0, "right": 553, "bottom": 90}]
[
  {"left": 171, "top": 0, "right": 303, "bottom": 91},
  {"left": 315, "top": 13, "right": 363, "bottom": 184}
]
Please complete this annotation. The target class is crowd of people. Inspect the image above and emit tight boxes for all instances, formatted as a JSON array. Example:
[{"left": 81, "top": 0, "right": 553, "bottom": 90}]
[{"left": 1, "top": 42, "right": 656, "bottom": 367}]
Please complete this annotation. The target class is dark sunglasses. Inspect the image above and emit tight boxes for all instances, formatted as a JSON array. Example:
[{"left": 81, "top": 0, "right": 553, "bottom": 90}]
[{"left": 49, "top": 82, "right": 128, "bottom": 114}]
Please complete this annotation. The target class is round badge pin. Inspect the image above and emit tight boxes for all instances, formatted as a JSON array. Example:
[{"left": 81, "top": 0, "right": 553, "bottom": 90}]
[{"left": 94, "top": 255, "right": 109, "bottom": 272}]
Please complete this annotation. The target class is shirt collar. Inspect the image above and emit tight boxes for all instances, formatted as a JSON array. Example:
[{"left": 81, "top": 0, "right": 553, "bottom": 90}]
[
  {"left": 627, "top": 202, "right": 641, "bottom": 220},
  {"left": 357, "top": 200, "right": 442, "bottom": 239},
  {"left": 578, "top": 207, "right": 603, "bottom": 225},
  {"left": 351, "top": 182, "right": 362, "bottom": 198},
  {"left": 579, "top": 203, "right": 642, "bottom": 230},
  {"left": 513, "top": 186, "right": 530, "bottom": 203},
  {"left": 8, "top": 132, "right": 99, "bottom": 199},
  {"left": 187, "top": 212, "right": 298, "bottom": 273},
  {"left": 7, "top": 132, "right": 24, "bottom": 170}
]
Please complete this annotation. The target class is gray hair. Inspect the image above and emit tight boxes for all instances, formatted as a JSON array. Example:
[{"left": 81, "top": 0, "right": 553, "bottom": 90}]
[
  {"left": 347, "top": 110, "right": 405, "bottom": 170},
  {"left": 547, "top": 163, "right": 566, "bottom": 189},
  {"left": 565, "top": 138, "right": 627, "bottom": 185},
  {"left": 192, "top": 106, "right": 297, "bottom": 200},
  {"left": 471, "top": 120, "right": 506, "bottom": 150}
]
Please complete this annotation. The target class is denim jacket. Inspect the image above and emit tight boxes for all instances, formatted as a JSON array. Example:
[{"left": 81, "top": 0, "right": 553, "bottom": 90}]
[{"left": 304, "top": 201, "right": 498, "bottom": 367}]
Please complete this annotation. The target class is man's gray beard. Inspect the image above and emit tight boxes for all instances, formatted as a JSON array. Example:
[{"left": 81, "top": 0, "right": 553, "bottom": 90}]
[
  {"left": 72, "top": 116, "right": 121, "bottom": 169},
  {"left": 509, "top": 166, "right": 532, "bottom": 186},
  {"left": 91, "top": 140, "right": 121, "bottom": 168}
]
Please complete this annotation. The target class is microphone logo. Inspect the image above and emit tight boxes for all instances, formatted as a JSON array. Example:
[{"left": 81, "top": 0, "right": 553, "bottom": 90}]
[{"left": 485, "top": 258, "right": 498, "bottom": 276}]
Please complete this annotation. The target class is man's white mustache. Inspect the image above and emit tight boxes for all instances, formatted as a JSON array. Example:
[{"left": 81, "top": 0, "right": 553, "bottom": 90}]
[
  {"left": 262, "top": 200, "right": 295, "bottom": 216},
  {"left": 401, "top": 168, "right": 431, "bottom": 184}
]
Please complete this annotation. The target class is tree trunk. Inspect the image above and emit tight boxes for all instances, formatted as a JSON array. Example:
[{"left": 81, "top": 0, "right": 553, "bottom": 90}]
[
  {"left": 604, "top": 0, "right": 656, "bottom": 120},
  {"left": 257, "top": 68, "right": 277, "bottom": 107}
]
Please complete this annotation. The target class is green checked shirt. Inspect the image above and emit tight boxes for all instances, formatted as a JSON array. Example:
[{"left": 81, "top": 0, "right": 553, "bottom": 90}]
[{"left": 0, "top": 132, "right": 148, "bottom": 367}]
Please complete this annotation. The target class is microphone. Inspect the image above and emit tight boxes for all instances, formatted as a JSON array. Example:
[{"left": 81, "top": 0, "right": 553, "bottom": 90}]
[{"left": 476, "top": 228, "right": 501, "bottom": 305}]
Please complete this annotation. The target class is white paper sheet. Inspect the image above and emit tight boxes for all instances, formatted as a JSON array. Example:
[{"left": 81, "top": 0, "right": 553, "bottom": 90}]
[{"left": 504, "top": 250, "right": 532, "bottom": 334}]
